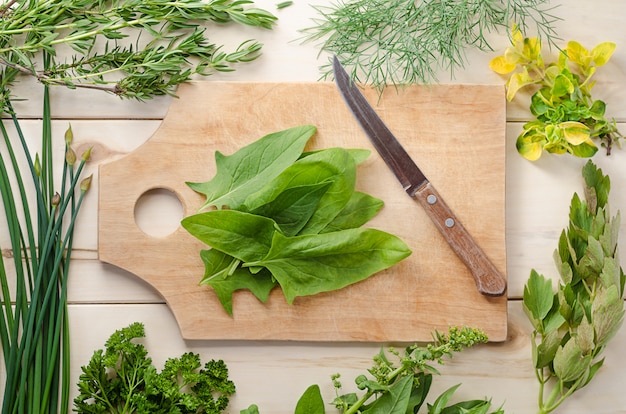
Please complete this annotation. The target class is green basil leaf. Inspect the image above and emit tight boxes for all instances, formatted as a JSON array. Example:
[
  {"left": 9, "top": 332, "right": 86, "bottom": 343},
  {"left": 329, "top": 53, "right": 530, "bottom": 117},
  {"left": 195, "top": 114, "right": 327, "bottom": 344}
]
[
  {"left": 248, "top": 228, "right": 411, "bottom": 304},
  {"left": 295, "top": 384, "right": 326, "bottom": 414},
  {"left": 599, "top": 257, "right": 620, "bottom": 291},
  {"left": 406, "top": 372, "right": 432, "bottom": 414},
  {"left": 199, "top": 249, "right": 277, "bottom": 316},
  {"left": 576, "top": 315, "right": 595, "bottom": 354},
  {"left": 427, "top": 384, "right": 462, "bottom": 414},
  {"left": 362, "top": 375, "right": 413, "bottom": 414},
  {"left": 439, "top": 399, "right": 493, "bottom": 414},
  {"left": 187, "top": 125, "right": 316, "bottom": 210},
  {"left": 182, "top": 210, "right": 277, "bottom": 262},
  {"left": 240, "top": 404, "right": 260, "bottom": 414},
  {"left": 589, "top": 99, "right": 606, "bottom": 120},
  {"left": 320, "top": 191, "right": 384, "bottom": 233}
]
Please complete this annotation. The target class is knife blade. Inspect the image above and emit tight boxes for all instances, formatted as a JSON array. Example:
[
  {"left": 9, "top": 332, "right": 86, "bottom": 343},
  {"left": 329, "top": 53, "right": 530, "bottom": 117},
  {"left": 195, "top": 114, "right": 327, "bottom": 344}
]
[{"left": 332, "top": 56, "right": 506, "bottom": 297}]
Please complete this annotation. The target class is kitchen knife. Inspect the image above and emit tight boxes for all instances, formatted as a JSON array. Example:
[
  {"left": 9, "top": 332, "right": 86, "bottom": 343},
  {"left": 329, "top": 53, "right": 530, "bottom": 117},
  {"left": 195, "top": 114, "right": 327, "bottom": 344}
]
[{"left": 332, "top": 56, "right": 506, "bottom": 297}]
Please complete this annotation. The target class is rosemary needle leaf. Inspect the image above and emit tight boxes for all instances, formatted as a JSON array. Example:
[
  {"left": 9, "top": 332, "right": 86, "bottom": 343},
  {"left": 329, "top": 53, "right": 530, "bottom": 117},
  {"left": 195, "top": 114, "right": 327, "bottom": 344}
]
[
  {"left": 0, "top": 0, "right": 278, "bottom": 103},
  {"left": 301, "top": 0, "right": 562, "bottom": 91}
]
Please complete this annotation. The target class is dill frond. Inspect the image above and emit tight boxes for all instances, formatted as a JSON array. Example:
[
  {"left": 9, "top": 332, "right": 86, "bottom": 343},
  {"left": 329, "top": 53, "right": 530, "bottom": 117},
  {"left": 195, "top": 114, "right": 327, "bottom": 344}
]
[{"left": 302, "top": 0, "right": 562, "bottom": 91}]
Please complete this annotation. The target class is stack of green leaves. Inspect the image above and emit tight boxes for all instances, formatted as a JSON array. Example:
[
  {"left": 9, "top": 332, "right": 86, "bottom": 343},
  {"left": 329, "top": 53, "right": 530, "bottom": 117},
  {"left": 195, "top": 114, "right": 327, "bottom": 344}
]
[
  {"left": 74, "top": 322, "right": 235, "bottom": 413},
  {"left": 182, "top": 125, "right": 411, "bottom": 314},
  {"left": 523, "top": 160, "right": 625, "bottom": 413}
]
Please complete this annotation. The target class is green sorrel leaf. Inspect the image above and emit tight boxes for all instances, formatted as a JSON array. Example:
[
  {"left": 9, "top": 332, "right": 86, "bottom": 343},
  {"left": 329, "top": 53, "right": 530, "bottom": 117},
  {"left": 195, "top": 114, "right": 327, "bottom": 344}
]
[
  {"left": 199, "top": 249, "right": 277, "bottom": 316},
  {"left": 320, "top": 191, "right": 384, "bottom": 233},
  {"left": 187, "top": 125, "right": 316, "bottom": 210},
  {"left": 247, "top": 228, "right": 411, "bottom": 304},
  {"left": 182, "top": 209, "right": 277, "bottom": 262},
  {"left": 246, "top": 147, "right": 357, "bottom": 235}
]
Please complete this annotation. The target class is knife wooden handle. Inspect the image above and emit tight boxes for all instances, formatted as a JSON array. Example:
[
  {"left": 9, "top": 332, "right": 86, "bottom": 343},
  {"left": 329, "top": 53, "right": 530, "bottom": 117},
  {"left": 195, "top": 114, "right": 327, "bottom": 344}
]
[{"left": 413, "top": 182, "right": 506, "bottom": 296}]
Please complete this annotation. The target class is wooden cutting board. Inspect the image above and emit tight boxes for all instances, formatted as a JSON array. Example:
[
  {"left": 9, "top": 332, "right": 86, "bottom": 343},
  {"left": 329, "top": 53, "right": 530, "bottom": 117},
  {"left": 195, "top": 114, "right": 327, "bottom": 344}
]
[{"left": 98, "top": 81, "right": 507, "bottom": 342}]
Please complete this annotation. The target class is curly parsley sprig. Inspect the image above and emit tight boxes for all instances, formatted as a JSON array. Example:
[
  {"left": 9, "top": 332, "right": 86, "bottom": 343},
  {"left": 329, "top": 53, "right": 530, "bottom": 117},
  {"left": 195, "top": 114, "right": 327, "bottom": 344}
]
[{"left": 75, "top": 322, "right": 236, "bottom": 413}]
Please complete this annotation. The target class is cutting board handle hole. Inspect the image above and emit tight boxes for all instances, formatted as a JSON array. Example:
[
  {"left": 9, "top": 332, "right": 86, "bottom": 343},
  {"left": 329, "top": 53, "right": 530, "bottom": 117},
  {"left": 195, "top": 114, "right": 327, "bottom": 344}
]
[{"left": 134, "top": 188, "right": 184, "bottom": 238}]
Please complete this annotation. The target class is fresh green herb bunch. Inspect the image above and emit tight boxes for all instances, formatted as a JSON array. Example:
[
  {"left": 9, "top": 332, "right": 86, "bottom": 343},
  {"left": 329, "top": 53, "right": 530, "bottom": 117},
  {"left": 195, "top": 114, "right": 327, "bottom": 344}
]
[
  {"left": 0, "top": 87, "right": 91, "bottom": 413},
  {"left": 523, "top": 160, "right": 625, "bottom": 414},
  {"left": 75, "top": 322, "right": 236, "bottom": 414},
  {"left": 301, "top": 0, "right": 560, "bottom": 91},
  {"left": 490, "top": 27, "right": 622, "bottom": 160},
  {"left": 0, "top": 0, "right": 277, "bottom": 103},
  {"left": 243, "top": 327, "right": 501, "bottom": 414}
]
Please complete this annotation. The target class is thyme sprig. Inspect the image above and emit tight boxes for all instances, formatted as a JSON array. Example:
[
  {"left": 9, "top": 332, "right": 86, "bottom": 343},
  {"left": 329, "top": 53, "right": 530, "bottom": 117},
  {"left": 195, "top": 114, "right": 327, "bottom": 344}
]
[
  {"left": 0, "top": 0, "right": 277, "bottom": 102},
  {"left": 302, "top": 0, "right": 561, "bottom": 91}
]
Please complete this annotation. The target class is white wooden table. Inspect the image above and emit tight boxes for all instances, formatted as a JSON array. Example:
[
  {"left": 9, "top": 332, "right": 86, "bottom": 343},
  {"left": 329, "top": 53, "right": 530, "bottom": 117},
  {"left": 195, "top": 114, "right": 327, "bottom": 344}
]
[{"left": 3, "top": 1, "right": 626, "bottom": 412}]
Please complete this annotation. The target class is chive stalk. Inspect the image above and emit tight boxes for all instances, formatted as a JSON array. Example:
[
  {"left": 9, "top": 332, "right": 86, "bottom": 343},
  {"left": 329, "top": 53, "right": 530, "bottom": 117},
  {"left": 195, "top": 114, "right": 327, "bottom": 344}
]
[{"left": 0, "top": 80, "right": 90, "bottom": 413}]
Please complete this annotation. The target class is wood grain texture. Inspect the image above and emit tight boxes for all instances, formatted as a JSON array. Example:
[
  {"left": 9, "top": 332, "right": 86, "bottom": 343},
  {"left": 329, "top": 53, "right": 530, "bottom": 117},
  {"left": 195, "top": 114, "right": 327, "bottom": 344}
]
[
  {"left": 61, "top": 301, "right": 626, "bottom": 414},
  {"left": 414, "top": 182, "right": 506, "bottom": 296},
  {"left": 98, "top": 81, "right": 507, "bottom": 341},
  {"left": 2, "top": 1, "right": 625, "bottom": 411}
]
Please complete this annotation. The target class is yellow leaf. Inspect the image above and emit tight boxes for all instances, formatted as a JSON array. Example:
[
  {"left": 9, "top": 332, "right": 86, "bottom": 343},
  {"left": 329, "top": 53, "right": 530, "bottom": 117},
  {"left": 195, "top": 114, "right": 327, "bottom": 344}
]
[
  {"left": 489, "top": 55, "right": 517, "bottom": 74},
  {"left": 567, "top": 40, "right": 594, "bottom": 68},
  {"left": 591, "top": 42, "right": 616, "bottom": 66},
  {"left": 511, "top": 24, "right": 523, "bottom": 46},
  {"left": 560, "top": 121, "right": 590, "bottom": 145},
  {"left": 523, "top": 37, "right": 542, "bottom": 61},
  {"left": 506, "top": 70, "right": 535, "bottom": 101},
  {"left": 517, "top": 138, "right": 544, "bottom": 161}
]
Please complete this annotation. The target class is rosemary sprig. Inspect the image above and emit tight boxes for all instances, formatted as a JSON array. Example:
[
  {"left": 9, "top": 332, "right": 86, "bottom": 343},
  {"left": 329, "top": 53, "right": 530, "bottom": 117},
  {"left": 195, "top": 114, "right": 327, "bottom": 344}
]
[
  {"left": 301, "top": 0, "right": 562, "bottom": 91},
  {"left": 0, "top": 0, "right": 277, "bottom": 102}
]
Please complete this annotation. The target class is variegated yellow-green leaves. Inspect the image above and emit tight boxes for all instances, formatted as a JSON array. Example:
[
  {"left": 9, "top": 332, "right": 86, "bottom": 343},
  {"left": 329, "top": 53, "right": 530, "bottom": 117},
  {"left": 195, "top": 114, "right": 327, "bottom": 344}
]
[
  {"left": 522, "top": 161, "right": 625, "bottom": 413},
  {"left": 490, "top": 26, "right": 622, "bottom": 161}
]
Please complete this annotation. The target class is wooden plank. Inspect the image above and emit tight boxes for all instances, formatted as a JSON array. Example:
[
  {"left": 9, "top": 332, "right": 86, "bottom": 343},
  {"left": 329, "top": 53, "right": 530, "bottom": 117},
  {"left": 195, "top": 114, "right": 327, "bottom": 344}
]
[{"left": 98, "top": 81, "right": 507, "bottom": 342}]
